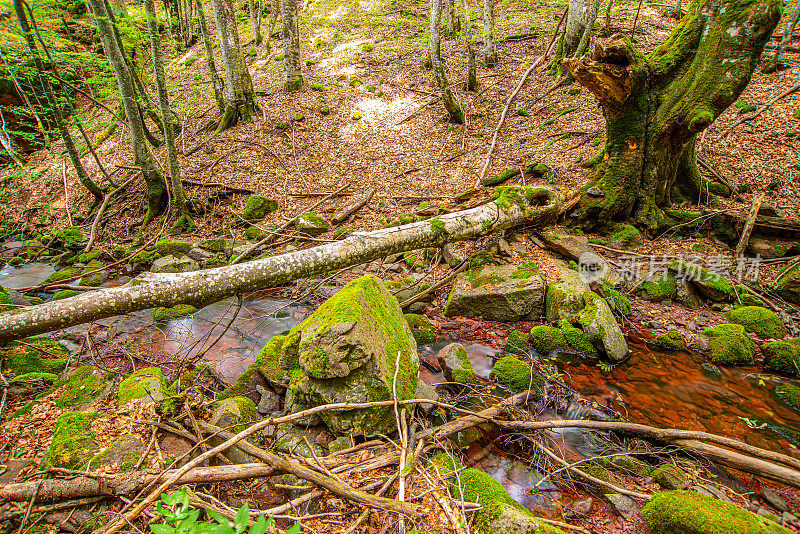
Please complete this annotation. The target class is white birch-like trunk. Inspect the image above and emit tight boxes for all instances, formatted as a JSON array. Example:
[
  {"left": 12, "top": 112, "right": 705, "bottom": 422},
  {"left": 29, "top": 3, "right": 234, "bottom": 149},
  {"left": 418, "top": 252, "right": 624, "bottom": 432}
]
[
  {"left": 210, "top": 0, "right": 255, "bottom": 127},
  {"left": 0, "top": 187, "right": 563, "bottom": 342},
  {"left": 195, "top": 0, "right": 225, "bottom": 114},
  {"left": 281, "top": 0, "right": 302, "bottom": 91},
  {"left": 482, "top": 0, "right": 497, "bottom": 66},
  {"left": 249, "top": 0, "right": 263, "bottom": 45},
  {"left": 564, "top": 0, "right": 592, "bottom": 55},
  {"left": 464, "top": 0, "right": 477, "bottom": 91},
  {"left": 430, "top": 0, "right": 464, "bottom": 123}
]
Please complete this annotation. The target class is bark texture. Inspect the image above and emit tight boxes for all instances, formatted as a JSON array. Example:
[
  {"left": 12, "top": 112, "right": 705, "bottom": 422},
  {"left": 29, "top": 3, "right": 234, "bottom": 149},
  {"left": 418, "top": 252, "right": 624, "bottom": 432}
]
[
  {"left": 249, "top": 0, "right": 263, "bottom": 45},
  {"left": 482, "top": 0, "right": 497, "bottom": 66},
  {"left": 281, "top": 0, "right": 302, "bottom": 91},
  {"left": 195, "top": 0, "right": 225, "bottom": 114},
  {"left": 210, "top": 0, "right": 256, "bottom": 129},
  {"left": 0, "top": 187, "right": 562, "bottom": 342},
  {"left": 430, "top": 0, "right": 464, "bottom": 122},
  {"left": 550, "top": 0, "right": 593, "bottom": 74},
  {"left": 762, "top": 0, "right": 800, "bottom": 72},
  {"left": 464, "top": 0, "right": 477, "bottom": 91},
  {"left": 562, "top": 0, "right": 781, "bottom": 231}
]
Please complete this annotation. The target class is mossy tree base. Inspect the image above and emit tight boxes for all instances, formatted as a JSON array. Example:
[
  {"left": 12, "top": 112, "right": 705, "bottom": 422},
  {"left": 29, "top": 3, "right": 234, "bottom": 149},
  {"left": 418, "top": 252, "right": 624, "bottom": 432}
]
[{"left": 562, "top": 0, "right": 781, "bottom": 231}]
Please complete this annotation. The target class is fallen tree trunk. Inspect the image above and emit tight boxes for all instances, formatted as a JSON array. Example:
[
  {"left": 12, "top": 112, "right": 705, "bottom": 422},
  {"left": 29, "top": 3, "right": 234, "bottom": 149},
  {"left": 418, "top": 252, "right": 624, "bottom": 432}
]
[{"left": 0, "top": 186, "right": 563, "bottom": 342}]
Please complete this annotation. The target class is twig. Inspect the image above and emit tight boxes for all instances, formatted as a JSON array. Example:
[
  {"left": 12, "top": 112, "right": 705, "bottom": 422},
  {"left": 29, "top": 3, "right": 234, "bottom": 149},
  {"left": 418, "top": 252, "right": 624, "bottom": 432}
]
[
  {"left": 62, "top": 157, "right": 72, "bottom": 227},
  {"left": 721, "top": 81, "right": 800, "bottom": 137},
  {"left": 332, "top": 188, "right": 376, "bottom": 225},
  {"left": 733, "top": 193, "right": 764, "bottom": 261},
  {"left": 17, "top": 481, "right": 41, "bottom": 534},
  {"left": 399, "top": 261, "right": 469, "bottom": 308}
]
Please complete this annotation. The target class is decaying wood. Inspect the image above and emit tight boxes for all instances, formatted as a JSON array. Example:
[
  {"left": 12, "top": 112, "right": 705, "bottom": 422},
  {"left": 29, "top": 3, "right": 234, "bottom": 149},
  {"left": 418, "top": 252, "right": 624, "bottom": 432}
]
[
  {"left": 733, "top": 193, "right": 764, "bottom": 260},
  {"left": 399, "top": 261, "right": 468, "bottom": 309},
  {"left": 0, "top": 186, "right": 562, "bottom": 343},
  {"left": 332, "top": 188, "right": 376, "bottom": 225}
]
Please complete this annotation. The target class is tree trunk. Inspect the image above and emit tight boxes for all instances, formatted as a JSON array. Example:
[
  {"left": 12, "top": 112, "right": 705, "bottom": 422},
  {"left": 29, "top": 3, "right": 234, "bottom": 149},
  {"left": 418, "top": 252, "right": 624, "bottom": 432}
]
[
  {"left": 430, "top": 0, "right": 464, "bottom": 123},
  {"left": 443, "top": 0, "right": 460, "bottom": 37},
  {"left": 195, "top": 0, "right": 225, "bottom": 114},
  {"left": 13, "top": 0, "right": 104, "bottom": 210},
  {"left": 249, "top": 0, "right": 263, "bottom": 45},
  {"left": 550, "top": 0, "right": 593, "bottom": 75},
  {"left": 562, "top": 0, "right": 781, "bottom": 231},
  {"left": 264, "top": 0, "right": 280, "bottom": 55},
  {"left": 87, "top": 0, "right": 167, "bottom": 230},
  {"left": 464, "top": 0, "right": 477, "bottom": 91},
  {"left": 762, "top": 0, "right": 800, "bottom": 72},
  {"left": 0, "top": 186, "right": 562, "bottom": 342},
  {"left": 109, "top": 0, "right": 128, "bottom": 17},
  {"left": 281, "top": 0, "right": 302, "bottom": 91},
  {"left": 210, "top": 0, "right": 256, "bottom": 129},
  {"left": 482, "top": 0, "right": 497, "bottom": 66},
  {"left": 144, "top": 0, "right": 191, "bottom": 229}
]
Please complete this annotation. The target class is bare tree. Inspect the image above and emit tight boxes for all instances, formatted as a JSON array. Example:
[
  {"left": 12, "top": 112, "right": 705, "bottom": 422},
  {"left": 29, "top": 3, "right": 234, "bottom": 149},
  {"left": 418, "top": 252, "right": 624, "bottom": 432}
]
[
  {"left": 443, "top": 0, "right": 460, "bottom": 37},
  {"left": 249, "top": 0, "right": 263, "bottom": 45},
  {"left": 550, "top": 0, "right": 593, "bottom": 75},
  {"left": 210, "top": 0, "right": 256, "bottom": 129},
  {"left": 763, "top": 1, "right": 800, "bottom": 73},
  {"left": 282, "top": 0, "right": 302, "bottom": 91},
  {"left": 430, "top": 0, "right": 464, "bottom": 122},
  {"left": 482, "top": 0, "right": 497, "bottom": 66},
  {"left": 464, "top": 0, "right": 477, "bottom": 91},
  {"left": 195, "top": 0, "right": 225, "bottom": 114}
]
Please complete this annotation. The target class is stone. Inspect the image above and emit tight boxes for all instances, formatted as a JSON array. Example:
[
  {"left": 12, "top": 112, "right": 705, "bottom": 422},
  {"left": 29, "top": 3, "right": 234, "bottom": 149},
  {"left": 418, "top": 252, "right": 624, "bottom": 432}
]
[
  {"left": 222, "top": 335, "right": 286, "bottom": 402},
  {"left": 538, "top": 227, "right": 592, "bottom": 261},
  {"left": 546, "top": 266, "right": 590, "bottom": 323},
  {"left": 151, "top": 254, "right": 199, "bottom": 273},
  {"left": 748, "top": 237, "right": 800, "bottom": 259},
  {"left": 404, "top": 313, "right": 436, "bottom": 345},
  {"left": 675, "top": 278, "right": 703, "bottom": 308},
  {"left": 118, "top": 367, "right": 167, "bottom": 405},
  {"left": 444, "top": 262, "right": 545, "bottom": 322},
  {"left": 48, "top": 365, "right": 115, "bottom": 409},
  {"left": 99, "top": 434, "right": 144, "bottom": 470},
  {"left": 669, "top": 260, "right": 733, "bottom": 302},
  {"left": 154, "top": 239, "right": 193, "bottom": 257},
  {"left": 198, "top": 238, "right": 227, "bottom": 252},
  {"left": 653, "top": 330, "right": 686, "bottom": 351},
  {"left": 0, "top": 458, "right": 33, "bottom": 484},
  {"left": 442, "top": 244, "right": 464, "bottom": 268},
  {"left": 700, "top": 323, "right": 756, "bottom": 365},
  {"left": 256, "top": 385, "right": 281, "bottom": 415},
  {"left": 187, "top": 247, "right": 213, "bottom": 262},
  {"left": 652, "top": 464, "right": 690, "bottom": 490},
  {"left": 295, "top": 212, "right": 330, "bottom": 236},
  {"left": 490, "top": 355, "right": 545, "bottom": 396},
  {"left": 763, "top": 339, "right": 800, "bottom": 376},
  {"left": 210, "top": 397, "right": 259, "bottom": 464},
  {"left": 47, "top": 411, "right": 101, "bottom": 469},
  {"left": 437, "top": 343, "right": 477, "bottom": 385},
  {"left": 242, "top": 195, "right": 278, "bottom": 221},
  {"left": 566, "top": 497, "right": 593, "bottom": 519},
  {"left": 578, "top": 292, "right": 629, "bottom": 362},
  {"left": 727, "top": 306, "right": 786, "bottom": 339},
  {"left": 279, "top": 275, "right": 420, "bottom": 435},
  {"left": 761, "top": 488, "right": 789, "bottom": 512},
  {"left": 604, "top": 493, "right": 636, "bottom": 519},
  {"left": 528, "top": 325, "right": 568, "bottom": 354}
]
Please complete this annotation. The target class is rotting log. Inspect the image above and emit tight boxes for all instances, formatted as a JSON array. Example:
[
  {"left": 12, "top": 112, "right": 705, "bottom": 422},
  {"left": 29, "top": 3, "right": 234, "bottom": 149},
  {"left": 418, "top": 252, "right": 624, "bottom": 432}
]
[{"left": 0, "top": 186, "right": 562, "bottom": 343}]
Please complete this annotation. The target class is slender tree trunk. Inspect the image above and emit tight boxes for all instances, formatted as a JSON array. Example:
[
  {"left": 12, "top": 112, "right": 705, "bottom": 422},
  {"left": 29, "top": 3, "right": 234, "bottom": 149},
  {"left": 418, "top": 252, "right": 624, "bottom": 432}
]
[
  {"left": 196, "top": 0, "right": 225, "bottom": 114},
  {"left": 0, "top": 186, "right": 562, "bottom": 342},
  {"left": 604, "top": 0, "right": 614, "bottom": 34},
  {"left": 14, "top": 0, "right": 104, "bottom": 209},
  {"left": 110, "top": 0, "right": 128, "bottom": 17},
  {"left": 562, "top": 0, "right": 781, "bottom": 231},
  {"left": 431, "top": 0, "right": 464, "bottom": 123},
  {"left": 572, "top": 0, "right": 601, "bottom": 58},
  {"left": 164, "top": 0, "right": 174, "bottom": 42},
  {"left": 281, "top": 0, "right": 302, "bottom": 91},
  {"left": 482, "top": 0, "right": 497, "bottom": 66},
  {"left": 0, "top": 108, "right": 25, "bottom": 167},
  {"left": 264, "top": 0, "right": 280, "bottom": 55},
  {"left": 464, "top": 0, "right": 477, "bottom": 91},
  {"left": 443, "top": 0, "right": 459, "bottom": 37},
  {"left": 87, "top": 0, "right": 167, "bottom": 230},
  {"left": 550, "top": 0, "right": 593, "bottom": 75},
  {"left": 210, "top": 0, "right": 256, "bottom": 129},
  {"left": 763, "top": 0, "right": 800, "bottom": 73},
  {"left": 249, "top": 0, "right": 263, "bottom": 45},
  {"left": 144, "top": 0, "right": 191, "bottom": 231}
]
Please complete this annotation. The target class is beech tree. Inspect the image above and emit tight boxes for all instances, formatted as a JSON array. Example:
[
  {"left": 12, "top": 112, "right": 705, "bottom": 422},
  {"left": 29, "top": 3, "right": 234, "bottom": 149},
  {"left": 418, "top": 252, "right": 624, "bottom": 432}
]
[
  {"left": 210, "top": 0, "right": 256, "bottom": 129},
  {"left": 762, "top": 1, "right": 800, "bottom": 73},
  {"left": 195, "top": 0, "right": 225, "bottom": 114},
  {"left": 482, "top": 0, "right": 497, "bottom": 66},
  {"left": 430, "top": 0, "right": 463, "bottom": 122},
  {"left": 249, "top": 0, "right": 263, "bottom": 45},
  {"left": 562, "top": 0, "right": 781, "bottom": 231},
  {"left": 282, "top": 0, "right": 302, "bottom": 91},
  {"left": 550, "top": 0, "right": 595, "bottom": 75}
]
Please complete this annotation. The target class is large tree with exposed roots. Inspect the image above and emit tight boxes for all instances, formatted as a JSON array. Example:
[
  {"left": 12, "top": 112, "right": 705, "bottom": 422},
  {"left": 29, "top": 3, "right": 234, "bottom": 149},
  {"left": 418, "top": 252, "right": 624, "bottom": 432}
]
[{"left": 563, "top": 0, "right": 781, "bottom": 231}]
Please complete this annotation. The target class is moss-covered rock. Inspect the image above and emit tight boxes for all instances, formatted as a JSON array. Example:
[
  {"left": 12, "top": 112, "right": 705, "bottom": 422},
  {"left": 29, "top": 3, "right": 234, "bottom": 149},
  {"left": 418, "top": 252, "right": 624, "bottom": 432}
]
[
  {"left": 578, "top": 291, "right": 628, "bottom": 362},
  {"left": 222, "top": 335, "right": 286, "bottom": 401},
  {"left": 735, "top": 285, "right": 767, "bottom": 307},
  {"left": 653, "top": 330, "right": 686, "bottom": 351},
  {"left": 642, "top": 490, "right": 792, "bottom": 534},
  {"left": 43, "top": 267, "right": 81, "bottom": 285},
  {"left": 47, "top": 411, "right": 101, "bottom": 469},
  {"left": 726, "top": 306, "right": 786, "bottom": 339},
  {"left": 559, "top": 319, "right": 599, "bottom": 359},
  {"left": 118, "top": 367, "right": 167, "bottom": 405},
  {"left": 669, "top": 260, "right": 732, "bottom": 301},
  {"left": 505, "top": 329, "right": 532, "bottom": 356},
  {"left": 404, "top": 313, "right": 436, "bottom": 345},
  {"left": 528, "top": 325, "right": 568, "bottom": 354},
  {"left": 242, "top": 195, "right": 278, "bottom": 221},
  {"left": 2, "top": 337, "right": 68, "bottom": 375},
  {"left": 52, "top": 289, "right": 79, "bottom": 301},
  {"left": 545, "top": 268, "right": 589, "bottom": 323},
  {"left": 437, "top": 343, "right": 477, "bottom": 385},
  {"left": 642, "top": 274, "right": 678, "bottom": 302},
  {"left": 279, "top": 275, "right": 419, "bottom": 435},
  {"left": 763, "top": 340, "right": 800, "bottom": 376},
  {"left": 701, "top": 323, "right": 755, "bottom": 365},
  {"left": 775, "top": 262, "right": 800, "bottom": 305},
  {"left": 490, "top": 355, "right": 544, "bottom": 396},
  {"left": 651, "top": 463, "right": 690, "bottom": 490},
  {"left": 198, "top": 238, "right": 227, "bottom": 252},
  {"left": 775, "top": 383, "right": 800, "bottom": 414},
  {"left": 295, "top": 212, "right": 330, "bottom": 236},
  {"left": 152, "top": 304, "right": 198, "bottom": 323},
  {"left": 154, "top": 239, "right": 192, "bottom": 256},
  {"left": 49, "top": 365, "right": 114, "bottom": 408},
  {"left": 608, "top": 223, "right": 643, "bottom": 250}
]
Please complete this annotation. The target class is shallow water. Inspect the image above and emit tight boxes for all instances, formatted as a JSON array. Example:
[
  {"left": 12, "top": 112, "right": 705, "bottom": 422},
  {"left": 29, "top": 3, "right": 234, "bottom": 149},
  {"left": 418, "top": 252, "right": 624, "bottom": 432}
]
[{"left": 0, "top": 263, "right": 55, "bottom": 289}]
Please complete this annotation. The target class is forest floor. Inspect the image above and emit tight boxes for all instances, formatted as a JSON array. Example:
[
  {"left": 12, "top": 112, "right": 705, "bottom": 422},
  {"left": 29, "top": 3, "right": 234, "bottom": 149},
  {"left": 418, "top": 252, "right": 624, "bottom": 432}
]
[{"left": 0, "top": 0, "right": 800, "bottom": 532}]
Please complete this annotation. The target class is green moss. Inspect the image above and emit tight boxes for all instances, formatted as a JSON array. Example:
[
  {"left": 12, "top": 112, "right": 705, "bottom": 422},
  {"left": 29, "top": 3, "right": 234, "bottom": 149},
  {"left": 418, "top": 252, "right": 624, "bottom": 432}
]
[
  {"left": 669, "top": 260, "right": 733, "bottom": 298},
  {"left": 2, "top": 337, "right": 68, "bottom": 375},
  {"left": 610, "top": 223, "right": 642, "bottom": 247},
  {"left": 333, "top": 227, "right": 353, "bottom": 240},
  {"left": 504, "top": 330, "right": 532, "bottom": 356},
  {"left": 763, "top": 340, "right": 800, "bottom": 376},
  {"left": 702, "top": 323, "right": 755, "bottom": 365},
  {"left": 154, "top": 239, "right": 192, "bottom": 256},
  {"left": 10, "top": 401, "right": 34, "bottom": 419},
  {"left": 295, "top": 212, "right": 330, "bottom": 233},
  {"left": 608, "top": 288, "right": 632, "bottom": 316},
  {"left": 735, "top": 285, "right": 766, "bottom": 307},
  {"left": 49, "top": 365, "right": 113, "bottom": 408},
  {"left": 204, "top": 253, "right": 229, "bottom": 268},
  {"left": 511, "top": 262, "right": 539, "bottom": 279},
  {"left": 245, "top": 226, "right": 265, "bottom": 240},
  {"left": 131, "top": 248, "right": 160, "bottom": 264},
  {"left": 52, "top": 227, "right": 85, "bottom": 249},
  {"left": 211, "top": 396, "right": 257, "bottom": 430},
  {"left": 776, "top": 383, "right": 800, "bottom": 414},
  {"left": 152, "top": 304, "right": 198, "bottom": 323},
  {"left": 200, "top": 238, "right": 227, "bottom": 252},
  {"left": 52, "top": 289, "right": 79, "bottom": 301},
  {"left": 642, "top": 490, "right": 792, "bottom": 534},
  {"left": 12, "top": 371, "right": 59, "bottom": 382},
  {"left": 651, "top": 464, "right": 689, "bottom": 490},
  {"left": 242, "top": 195, "right": 278, "bottom": 221},
  {"left": 490, "top": 355, "right": 544, "bottom": 396},
  {"left": 529, "top": 325, "right": 567, "bottom": 354},
  {"left": 404, "top": 314, "right": 436, "bottom": 345},
  {"left": 47, "top": 411, "right": 100, "bottom": 469},
  {"left": 74, "top": 250, "right": 101, "bottom": 264},
  {"left": 43, "top": 267, "right": 80, "bottom": 285},
  {"left": 654, "top": 330, "right": 686, "bottom": 351},
  {"left": 642, "top": 274, "right": 678, "bottom": 301},
  {"left": 559, "top": 319, "right": 599, "bottom": 359},
  {"left": 118, "top": 367, "right": 166, "bottom": 405},
  {"left": 726, "top": 306, "right": 786, "bottom": 339},
  {"left": 430, "top": 216, "right": 446, "bottom": 235}
]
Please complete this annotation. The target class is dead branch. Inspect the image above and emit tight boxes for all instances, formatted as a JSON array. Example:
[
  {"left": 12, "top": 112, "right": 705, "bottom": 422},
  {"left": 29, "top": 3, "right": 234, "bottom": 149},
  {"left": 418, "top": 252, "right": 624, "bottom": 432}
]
[
  {"left": 732, "top": 193, "right": 764, "bottom": 260},
  {"left": 721, "top": 81, "right": 800, "bottom": 137},
  {"left": 332, "top": 188, "right": 376, "bottom": 225}
]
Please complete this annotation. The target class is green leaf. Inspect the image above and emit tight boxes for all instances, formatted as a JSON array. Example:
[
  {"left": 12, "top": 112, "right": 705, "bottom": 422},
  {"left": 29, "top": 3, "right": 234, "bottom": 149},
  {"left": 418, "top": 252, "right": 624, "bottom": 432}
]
[
  {"left": 248, "top": 515, "right": 267, "bottom": 534},
  {"left": 205, "top": 510, "right": 230, "bottom": 525},
  {"left": 234, "top": 504, "right": 250, "bottom": 533},
  {"left": 151, "top": 524, "right": 176, "bottom": 534},
  {"left": 285, "top": 523, "right": 302, "bottom": 534},
  {"left": 161, "top": 492, "right": 178, "bottom": 506}
]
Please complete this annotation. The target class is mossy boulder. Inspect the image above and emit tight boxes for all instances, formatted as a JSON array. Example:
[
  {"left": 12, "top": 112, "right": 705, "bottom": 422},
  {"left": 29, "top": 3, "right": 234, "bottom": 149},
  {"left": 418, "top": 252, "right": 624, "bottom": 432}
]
[
  {"left": 198, "top": 238, "right": 227, "bottom": 252},
  {"left": 52, "top": 289, "right": 79, "bottom": 301},
  {"left": 50, "top": 365, "right": 114, "bottom": 408},
  {"left": 504, "top": 329, "right": 532, "bottom": 356},
  {"left": 734, "top": 285, "right": 766, "bottom": 307},
  {"left": 152, "top": 304, "right": 198, "bottom": 323},
  {"left": 47, "top": 411, "right": 101, "bottom": 469},
  {"left": 608, "top": 223, "right": 643, "bottom": 250},
  {"left": 668, "top": 260, "right": 732, "bottom": 302},
  {"left": 154, "top": 239, "right": 192, "bottom": 256},
  {"left": 578, "top": 291, "right": 628, "bottom": 362},
  {"left": 404, "top": 313, "right": 436, "bottom": 345},
  {"left": 545, "top": 267, "right": 589, "bottom": 323},
  {"left": 279, "top": 275, "right": 419, "bottom": 435},
  {"left": 701, "top": 323, "right": 755, "bottom": 365},
  {"left": 2, "top": 337, "right": 68, "bottom": 375},
  {"left": 43, "top": 267, "right": 81, "bottom": 285},
  {"left": 78, "top": 260, "right": 108, "bottom": 287},
  {"left": 211, "top": 396, "right": 257, "bottom": 431},
  {"left": 295, "top": 212, "right": 330, "bottom": 236},
  {"left": 151, "top": 254, "right": 199, "bottom": 273},
  {"left": 118, "top": 367, "right": 167, "bottom": 405},
  {"left": 727, "top": 306, "right": 786, "bottom": 339},
  {"left": 437, "top": 343, "right": 477, "bottom": 385},
  {"left": 242, "top": 195, "right": 278, "bottom": 221},
  {"left": 642, "top": 274, "right": 678, "bottom": 302},
  {"left": 651, "top": 463, "right": 690, "bottom": 490},
  {"left": 642, "top": 490, "right": 792, "bottom": 534},
  {"left": 775, "top": 262, "right": 800, "bottom": 305},
  {"left": 50, "top": 227, "right": 86, "bottom": 250},
  {"left": 653, "top": 330, "right": 686, "bottom": 351},
  {"left": 559, "top": 319, "right": 599, "bottom": 359},
  {"left": 775, "top": 383, "right": 800, "bottom": 414},
  {"left": 222, "top": 335, "right": 286, "bottom": 402},
  {"left": 537, "top": 227, "right": 592, "bottom": 261},
  {"left": 490, "top": 355, "right": 544, "bottom": 396},
  {"left": 763, "top": 340, "right": 800, "bottom": 376},
  {"left": 528, "top": 325, "right": 568, "bottom": 354},
  {"left": 444, "top": 263, "right": 545, "bottom": 322}
]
